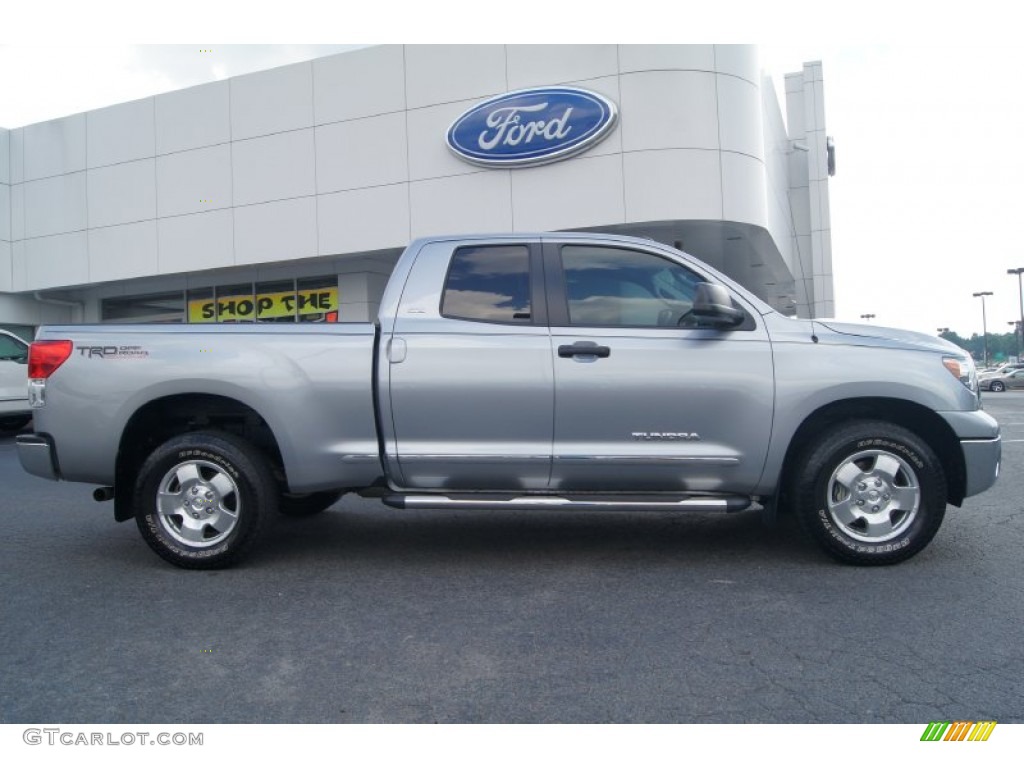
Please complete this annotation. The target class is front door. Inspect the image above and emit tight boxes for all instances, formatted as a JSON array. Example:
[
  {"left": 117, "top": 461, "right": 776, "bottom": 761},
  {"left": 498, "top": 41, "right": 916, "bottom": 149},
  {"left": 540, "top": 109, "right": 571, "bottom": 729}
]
[{"left": 544, "top": 241, "right": 774, "bottom": 494}]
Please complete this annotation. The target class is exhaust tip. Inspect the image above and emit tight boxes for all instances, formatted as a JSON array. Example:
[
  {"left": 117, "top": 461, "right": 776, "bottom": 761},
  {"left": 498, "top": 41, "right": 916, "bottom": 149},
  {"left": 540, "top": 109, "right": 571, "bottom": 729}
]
[{"left": 93, "top": 486, "right": 115, "bottom": 502}]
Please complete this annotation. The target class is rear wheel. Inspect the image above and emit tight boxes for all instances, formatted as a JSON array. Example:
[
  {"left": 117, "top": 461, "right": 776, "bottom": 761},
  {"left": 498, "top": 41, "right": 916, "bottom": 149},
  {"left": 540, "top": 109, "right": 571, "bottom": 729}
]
[
  {"left": 0, "top": 415, "right": 31, "bottom": 432},
  {"left": 134, "top": 431, "right": 277, "bottom": 569},
  {"left": 791, "top": 421, "right": 946, "bottom": 565}
]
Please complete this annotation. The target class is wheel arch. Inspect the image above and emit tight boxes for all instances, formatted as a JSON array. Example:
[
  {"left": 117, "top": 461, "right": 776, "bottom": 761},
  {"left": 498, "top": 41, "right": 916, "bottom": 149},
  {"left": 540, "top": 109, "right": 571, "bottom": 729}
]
[
  {"left": 778, "top": 397, "right": 966, "bottom": 509},
  {"left": 114, "top": 393, "right": 285, "bottom": 522}
]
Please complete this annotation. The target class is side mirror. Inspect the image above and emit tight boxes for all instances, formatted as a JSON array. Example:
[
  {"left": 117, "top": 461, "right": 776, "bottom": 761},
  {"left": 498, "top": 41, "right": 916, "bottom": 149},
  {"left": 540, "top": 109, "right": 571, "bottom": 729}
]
[{"left": 691, "top": 283, "right": 745, "bottom": 328}]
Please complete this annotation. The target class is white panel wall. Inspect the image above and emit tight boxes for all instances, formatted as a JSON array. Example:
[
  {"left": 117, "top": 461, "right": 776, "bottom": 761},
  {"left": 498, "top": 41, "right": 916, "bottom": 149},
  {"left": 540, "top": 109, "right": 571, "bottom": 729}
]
[
  {"left": 1, "top": 44, "right": 828, "bottom": 313},
  {"left": 87, "top": 98, "right": 155, "bottom": 168},
  {"left": 0, "top": 128, "right": 9, "bottom": 183},
  {"left": 9, "top": 128, "right": 24, "bottom": 184},
  {"left": 157, "top": 209, "right": 234, "bottom": 274},
  {"left": 25, "top": 232, "right": 89, "bottom": 289},
  {"left": 717, "top": 75, "right": 764, "bottom": 160},
  {"left": 619, "top": 71, "right": 719, "bottom": 152},
  {"left": 0, "top": 242, "right": 10, "bottom": 292},
  {"left": 506, "top": 45, "right": 618, "bottom": 89},
  {"left": 87, "top": 159, "right": 157, "bottom": 228},
  {"left": 618, "top": 44, "right": 715, "bottom": 73},
  {"left": 410, "top": 172, "right": 512, "bottom": 237},
  {"left": 234, "top": 197, "right": 317, "bottom": 264},
  {"left": 232, "top": 129, "right": 315, "bottom": 206},
  {"left": 318, "top": 184, "right": 410, "bottom": 254},
  {"left": 23, "top": 115, "right": 86, "bottom": 181},
  {"left": 623, "top": 149, "right": 723, "bottom": 222},
  {"left": 231, "top": 62, "right": 314, "bottom": 141},
  {"left": 0, "top": 183, "right": 9, "bottom": 242},
  {"left": 510, "top": 154, "right": 624, "bottom": 232},
  {"left": 23, "top": 173, "right": 87, "bottom": 238},
  {"left": 407, "top": 99, "right": 480, "bottom": 181},
  {"left": 404, "top": 45, "right": 506, "bottom": 110},
  {"left": 714, "top": 45, "right": 759, "bottom": 84},
  {"left": 156, "top": 144, "right": 233, "bottom": 218},
  {"left": 88, "top": 220, "right": 159, "bottom": 283},
  {"left": 155, "top": 80, "right": 231, "bottom": 155},
  {"left": 316, "top": 113, "right": 408, "bottom": 193},
  {"left": 10, "top": 184, "right": 23, "bottom": 240},
  {"left": 721, "top": 152, "right": 768, "bottom": 227},
  {"left": 314, "top": 46, "right": 406, "bottom": 124}
]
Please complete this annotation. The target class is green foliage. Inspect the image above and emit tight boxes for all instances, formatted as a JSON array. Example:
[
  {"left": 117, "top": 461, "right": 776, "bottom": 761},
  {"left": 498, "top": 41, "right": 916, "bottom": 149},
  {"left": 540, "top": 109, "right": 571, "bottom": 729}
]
[{"left": 939, "top": 330, "right": 1021, "bottom": 363}]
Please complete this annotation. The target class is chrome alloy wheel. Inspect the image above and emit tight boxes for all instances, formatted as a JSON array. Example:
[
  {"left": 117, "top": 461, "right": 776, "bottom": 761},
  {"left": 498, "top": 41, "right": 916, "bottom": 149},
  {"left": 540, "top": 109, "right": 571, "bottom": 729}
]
[
  {"left": 826, "top": 449, "right": 920, "bottom": 542},
  {"left": 156, "top": 460, "right": 240, "bottom": 547}
]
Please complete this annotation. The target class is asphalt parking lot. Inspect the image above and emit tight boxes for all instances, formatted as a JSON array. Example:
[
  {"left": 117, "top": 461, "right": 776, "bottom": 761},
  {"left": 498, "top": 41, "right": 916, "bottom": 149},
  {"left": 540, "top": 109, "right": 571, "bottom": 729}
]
[{"left": 1, "top": 396, "right": 1022, "bottom": 724}]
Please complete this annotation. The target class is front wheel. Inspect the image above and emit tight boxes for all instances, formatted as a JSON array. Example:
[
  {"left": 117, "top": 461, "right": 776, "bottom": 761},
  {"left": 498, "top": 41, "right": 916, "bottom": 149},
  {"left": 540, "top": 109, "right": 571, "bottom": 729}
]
[
  {"left": 279, "top": 490, "right": 343, "bottom": 517},
  {"left": 791, "top": 421, "right": 947, "bottom": 565},
  {"left": 989, "top": 381, "right": 1006, "bottom": 392},
  {"left": 134, "top": 431, "right": 278, "bottom": 569}
]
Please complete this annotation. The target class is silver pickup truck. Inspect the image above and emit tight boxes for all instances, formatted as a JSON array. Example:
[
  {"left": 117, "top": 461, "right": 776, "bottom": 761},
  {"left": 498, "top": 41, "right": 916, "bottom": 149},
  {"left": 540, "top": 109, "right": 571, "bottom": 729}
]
[{"left": 16, "top": 233, "right": 1000, "bottom": 569}]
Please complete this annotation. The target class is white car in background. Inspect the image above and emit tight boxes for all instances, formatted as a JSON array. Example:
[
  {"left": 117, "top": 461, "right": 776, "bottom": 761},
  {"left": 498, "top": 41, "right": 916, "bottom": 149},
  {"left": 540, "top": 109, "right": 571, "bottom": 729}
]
[{"left": 0, "top": 329, "right": 31, "bottom": 433}]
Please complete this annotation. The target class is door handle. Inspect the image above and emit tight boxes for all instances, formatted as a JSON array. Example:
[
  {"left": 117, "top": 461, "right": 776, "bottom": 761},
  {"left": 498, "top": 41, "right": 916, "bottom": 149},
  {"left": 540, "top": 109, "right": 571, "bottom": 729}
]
[{"left": 558, "top": 342, "right": 611, "bottom": 359}]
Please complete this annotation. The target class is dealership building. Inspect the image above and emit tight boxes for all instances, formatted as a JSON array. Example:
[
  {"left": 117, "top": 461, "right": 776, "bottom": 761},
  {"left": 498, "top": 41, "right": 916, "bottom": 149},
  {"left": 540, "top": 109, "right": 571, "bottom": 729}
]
[{"left": 0, "top": 44, "right": 833, "bottom": 337}]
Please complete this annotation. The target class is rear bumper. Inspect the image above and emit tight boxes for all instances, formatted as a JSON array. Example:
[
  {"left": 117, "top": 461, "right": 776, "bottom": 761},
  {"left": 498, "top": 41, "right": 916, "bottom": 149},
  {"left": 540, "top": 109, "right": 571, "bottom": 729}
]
[{"left": 16, "top": 433, "right": 60, "bottom": 481}]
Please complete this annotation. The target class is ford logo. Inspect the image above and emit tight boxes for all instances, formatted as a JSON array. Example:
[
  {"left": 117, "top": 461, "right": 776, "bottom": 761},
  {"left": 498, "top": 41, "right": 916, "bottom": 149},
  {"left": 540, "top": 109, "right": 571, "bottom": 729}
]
[{"left": 446, "top": 87, "right": 618, "bottom": 168}]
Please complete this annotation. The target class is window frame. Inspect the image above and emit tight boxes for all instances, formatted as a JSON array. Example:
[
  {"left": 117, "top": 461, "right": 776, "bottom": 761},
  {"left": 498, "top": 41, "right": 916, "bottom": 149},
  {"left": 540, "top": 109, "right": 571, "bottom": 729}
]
[
  {"left": 542, "top": 241, "right": 755, "bottom": 331},
  {"left": 439, "top": 243, "right": 548, "bottom": 327}
]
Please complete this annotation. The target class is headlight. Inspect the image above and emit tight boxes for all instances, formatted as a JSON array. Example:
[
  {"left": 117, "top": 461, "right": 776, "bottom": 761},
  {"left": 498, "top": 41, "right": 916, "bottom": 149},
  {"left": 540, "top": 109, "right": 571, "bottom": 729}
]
[{"left": 943, "top": 356, "right": 978, "bottom": 392}]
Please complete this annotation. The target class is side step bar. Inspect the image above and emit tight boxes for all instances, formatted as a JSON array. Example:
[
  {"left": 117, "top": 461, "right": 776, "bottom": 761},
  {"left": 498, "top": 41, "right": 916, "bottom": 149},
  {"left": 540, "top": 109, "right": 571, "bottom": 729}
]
[{"left": 383, "top": 493, "right": 751, "bottom": 513}]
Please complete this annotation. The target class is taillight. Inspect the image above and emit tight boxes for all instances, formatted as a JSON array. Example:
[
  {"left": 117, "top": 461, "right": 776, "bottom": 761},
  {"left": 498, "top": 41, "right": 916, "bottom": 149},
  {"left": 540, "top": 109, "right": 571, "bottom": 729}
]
[{"left": 29, "top": 340, "right": 74, "bottom": 379}]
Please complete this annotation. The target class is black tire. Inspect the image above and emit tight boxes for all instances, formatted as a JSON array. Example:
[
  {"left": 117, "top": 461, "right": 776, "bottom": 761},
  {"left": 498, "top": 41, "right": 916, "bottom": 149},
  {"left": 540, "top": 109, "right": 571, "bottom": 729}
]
[
  {"left": 990, "top": 381, "right": 1006, "bottom": 392},
  {"left": 279, "top": 490, "right": 343, "bottom": 517},
  {"left": 790, "top": 420, "right": 947, "bottom": 565},
  {"left": 0, "top": 415, "right": 31, "bottom": 432},
  {"left": 134, "top": 431, "right": 277, "bottom": 569}
]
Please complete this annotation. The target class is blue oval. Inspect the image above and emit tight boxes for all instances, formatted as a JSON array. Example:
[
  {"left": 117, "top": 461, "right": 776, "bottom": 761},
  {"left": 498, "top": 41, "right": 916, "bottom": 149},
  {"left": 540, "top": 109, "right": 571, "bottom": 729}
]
[{"left": 446, "top": 87, "right": 618, "bottom": 168}]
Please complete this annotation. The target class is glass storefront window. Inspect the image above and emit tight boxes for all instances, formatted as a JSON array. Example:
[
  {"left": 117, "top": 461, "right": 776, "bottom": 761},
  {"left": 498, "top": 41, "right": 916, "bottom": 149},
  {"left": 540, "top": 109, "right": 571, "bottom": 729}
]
[
  {"left": 103, "top": 276, "right": 340, "bottom": 325},
  {"left": 187, "top": 288, "right": 215, "bottom": 323},
  {"left": 255, "top": 280, "right": 299, "bottom": 322},
  {"left": 102, "top": 292, "right": 185, "bottom": 323},
  {"left": 215, "top": 284, "right": 256, "bottom": 323},
  {"left": 297, "top": 277, "right": 339, "bottom": 323}
]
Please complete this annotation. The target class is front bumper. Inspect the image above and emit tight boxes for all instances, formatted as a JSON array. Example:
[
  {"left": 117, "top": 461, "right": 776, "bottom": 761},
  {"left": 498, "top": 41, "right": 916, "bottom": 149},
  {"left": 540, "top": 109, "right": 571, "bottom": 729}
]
[
  {"left": 16, "top": 433, "right": 60, "bottom": 481},
  {"left": 937, "top": 409, "right": 1001, "bottom": 498},
  {"left": 961, "top": 437, "right": 1001, "bottom": 497}
]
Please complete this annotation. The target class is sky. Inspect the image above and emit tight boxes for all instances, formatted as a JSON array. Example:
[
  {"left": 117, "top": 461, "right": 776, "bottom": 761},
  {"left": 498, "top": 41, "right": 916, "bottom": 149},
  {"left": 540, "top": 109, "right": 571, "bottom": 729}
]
[{"left": 3, "top": 3, "right": 1022, "bottom": 339}]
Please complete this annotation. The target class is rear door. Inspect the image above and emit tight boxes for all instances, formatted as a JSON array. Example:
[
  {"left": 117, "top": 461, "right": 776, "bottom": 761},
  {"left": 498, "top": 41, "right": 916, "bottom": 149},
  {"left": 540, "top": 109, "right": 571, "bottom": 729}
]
[
  {"left": 384, "top": 239, "right": 554, "bottom": 491},
  {"left": 544, "top": 239, "right": 774, "bottom": 494}
]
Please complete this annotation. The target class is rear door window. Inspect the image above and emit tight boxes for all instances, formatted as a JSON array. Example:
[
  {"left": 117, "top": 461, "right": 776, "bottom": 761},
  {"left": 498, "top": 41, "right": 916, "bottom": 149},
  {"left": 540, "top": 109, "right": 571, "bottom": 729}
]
[{"left": 441, "top": 245, "right": 533, "bottom": 324}]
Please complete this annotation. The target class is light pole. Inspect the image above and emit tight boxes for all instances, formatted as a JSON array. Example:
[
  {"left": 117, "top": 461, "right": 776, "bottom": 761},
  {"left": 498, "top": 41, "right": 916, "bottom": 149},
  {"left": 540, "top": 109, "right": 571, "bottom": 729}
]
[
  {"left": 973, "top": 291, "right": 993, "bottom": 367},
  {"left": 860, "top": 313, "right": 875, "bottom": 322},
  {"left": 1010, "top": 321, "right": 1022, "bottom": 360},
  {"left": 1008, "top": 268, "right": 1024, "bottom": 360}
]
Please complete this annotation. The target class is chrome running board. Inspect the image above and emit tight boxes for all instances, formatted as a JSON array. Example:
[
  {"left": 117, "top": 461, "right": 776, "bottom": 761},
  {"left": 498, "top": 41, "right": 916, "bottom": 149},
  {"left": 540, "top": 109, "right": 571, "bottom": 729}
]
[{"left": 383, "top": 493, "right": 751, "bottom": 513}]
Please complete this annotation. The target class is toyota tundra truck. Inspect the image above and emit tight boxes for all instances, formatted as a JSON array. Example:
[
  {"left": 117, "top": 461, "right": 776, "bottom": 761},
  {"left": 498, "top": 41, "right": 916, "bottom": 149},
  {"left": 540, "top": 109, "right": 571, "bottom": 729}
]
[{"left": 15, "top": 233, "right": 1001, "bottom": 568}]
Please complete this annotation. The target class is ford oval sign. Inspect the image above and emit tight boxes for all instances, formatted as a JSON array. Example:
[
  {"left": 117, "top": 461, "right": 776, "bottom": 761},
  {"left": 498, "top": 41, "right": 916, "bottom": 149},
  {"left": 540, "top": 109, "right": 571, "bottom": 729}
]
[{"left": 446, "top": 87, "right": 618, "bottom": 168}]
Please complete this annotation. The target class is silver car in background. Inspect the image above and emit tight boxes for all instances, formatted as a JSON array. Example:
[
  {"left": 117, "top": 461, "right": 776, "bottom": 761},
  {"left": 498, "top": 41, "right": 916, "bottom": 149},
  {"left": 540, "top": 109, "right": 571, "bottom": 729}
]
[
  {"left": 0, "top": 329, "right": 31, "bottom": 433},
  {"left": 979, "top": 366, "right": 1024, "bottom": 392}
]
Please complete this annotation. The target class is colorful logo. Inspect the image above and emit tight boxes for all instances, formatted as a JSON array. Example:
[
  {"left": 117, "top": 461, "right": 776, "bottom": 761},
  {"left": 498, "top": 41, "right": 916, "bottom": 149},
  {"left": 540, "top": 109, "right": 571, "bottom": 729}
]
[
  {"left": 446, "top": 87, "right": 618, "bottom": 168},
  {"left": 920, "top": 721, "right": 997, "bottom": 741}
]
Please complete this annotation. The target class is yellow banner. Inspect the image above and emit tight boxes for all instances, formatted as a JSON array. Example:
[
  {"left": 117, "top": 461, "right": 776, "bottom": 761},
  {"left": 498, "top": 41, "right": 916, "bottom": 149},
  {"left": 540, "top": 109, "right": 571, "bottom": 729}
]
[{"left": 189, "top": 287, "right": 338, "bottom": 323}]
